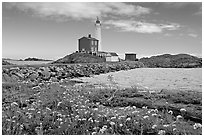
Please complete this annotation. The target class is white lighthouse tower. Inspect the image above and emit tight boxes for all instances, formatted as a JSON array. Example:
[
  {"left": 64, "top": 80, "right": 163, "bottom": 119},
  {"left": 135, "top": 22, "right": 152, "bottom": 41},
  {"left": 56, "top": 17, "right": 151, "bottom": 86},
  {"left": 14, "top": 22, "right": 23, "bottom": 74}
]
[{"left": 95, "top": 17, "right": 102, "bottom": 51}]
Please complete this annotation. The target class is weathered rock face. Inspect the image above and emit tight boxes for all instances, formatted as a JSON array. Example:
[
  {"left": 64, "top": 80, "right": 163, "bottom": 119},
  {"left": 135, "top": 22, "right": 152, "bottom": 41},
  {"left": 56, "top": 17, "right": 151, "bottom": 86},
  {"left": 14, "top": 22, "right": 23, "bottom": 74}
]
[{"left": 2, "top": 61, "right": 144, "bottom": 83}]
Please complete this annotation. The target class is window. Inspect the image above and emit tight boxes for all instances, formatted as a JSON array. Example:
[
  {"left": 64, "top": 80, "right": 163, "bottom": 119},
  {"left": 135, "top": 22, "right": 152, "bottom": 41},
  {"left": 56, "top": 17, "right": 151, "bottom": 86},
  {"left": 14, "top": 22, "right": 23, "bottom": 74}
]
[
  {"left": 91, "top": 47, "right": 94, "bottom": 52},
  {"left": 95, "top": 41, "right": 97, "bottom": 45},
  {"left": 91, "top": 41, "right": 94, "bottom": 45}
]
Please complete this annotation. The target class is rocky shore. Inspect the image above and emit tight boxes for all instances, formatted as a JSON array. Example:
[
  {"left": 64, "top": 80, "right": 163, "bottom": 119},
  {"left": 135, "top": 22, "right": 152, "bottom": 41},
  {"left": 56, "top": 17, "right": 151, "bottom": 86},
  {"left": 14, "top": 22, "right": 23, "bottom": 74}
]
[{"left": 2, "top": 61, "right": 144, "bottom": 83}]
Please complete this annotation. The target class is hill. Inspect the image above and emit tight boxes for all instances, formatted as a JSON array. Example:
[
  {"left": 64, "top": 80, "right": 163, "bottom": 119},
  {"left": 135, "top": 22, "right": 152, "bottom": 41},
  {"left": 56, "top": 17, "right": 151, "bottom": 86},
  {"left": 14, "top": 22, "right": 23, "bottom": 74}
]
[
  {"left": 24, "top": 57, "right": 53, "bottom": 61},
  {"left": 139, "top": 54, "right": 202, "bottom": 68},
  {"left": 53, "top": 52, "right": 106, "bottom": 64}
]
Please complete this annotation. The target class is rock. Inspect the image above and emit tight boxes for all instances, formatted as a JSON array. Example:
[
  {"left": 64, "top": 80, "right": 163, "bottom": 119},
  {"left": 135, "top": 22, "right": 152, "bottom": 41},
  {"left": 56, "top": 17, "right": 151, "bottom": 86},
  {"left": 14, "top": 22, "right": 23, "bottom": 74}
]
[{"left": 2, "top": 73, "right": 11, "bottom": 82}]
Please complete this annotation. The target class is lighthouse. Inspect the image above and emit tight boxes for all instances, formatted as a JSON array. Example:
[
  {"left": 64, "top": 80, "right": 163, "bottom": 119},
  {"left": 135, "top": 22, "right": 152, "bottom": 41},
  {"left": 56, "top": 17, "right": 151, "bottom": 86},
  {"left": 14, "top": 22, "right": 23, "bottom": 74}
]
[{"left": 95, "top": 17, "right": 102, "bottom": 51}]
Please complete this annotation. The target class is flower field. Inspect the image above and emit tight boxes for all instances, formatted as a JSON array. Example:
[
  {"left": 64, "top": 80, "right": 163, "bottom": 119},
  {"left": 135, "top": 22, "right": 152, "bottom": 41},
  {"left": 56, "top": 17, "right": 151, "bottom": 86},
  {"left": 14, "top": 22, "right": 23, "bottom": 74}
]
[{"left": 2, "top": 73, "right": 202, "bottom": 135}]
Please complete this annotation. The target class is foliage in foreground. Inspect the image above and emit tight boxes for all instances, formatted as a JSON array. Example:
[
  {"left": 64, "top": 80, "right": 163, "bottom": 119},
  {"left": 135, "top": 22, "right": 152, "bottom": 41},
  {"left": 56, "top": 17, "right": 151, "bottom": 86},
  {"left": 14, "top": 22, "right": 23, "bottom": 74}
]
[{"left": 2, "top": 79, "right": 202, "bottom": 135}]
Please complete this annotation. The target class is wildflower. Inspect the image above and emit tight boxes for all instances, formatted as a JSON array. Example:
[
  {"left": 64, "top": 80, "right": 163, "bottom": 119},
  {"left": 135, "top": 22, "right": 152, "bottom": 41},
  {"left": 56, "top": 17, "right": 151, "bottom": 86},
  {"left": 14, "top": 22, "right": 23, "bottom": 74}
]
[
  {"left": 180, "top": 108, "right": 186, "bottom": 112},
  {"left": 126, "top": 117, "right": 131, "bottom": 121},
  {"left": 92, "top": 132, "right": 97, "bottom": 135},
  {"left": 142, "top": 106, "right": 147, "bottom": 109},
  {"left": 93, "top": 108, "right": 98, "bottom": 111},
  {"left": 11, "top": 102, "right": 18, "bottom": 107},
  {"left": 132, "top": 106, "right": 136, "bottom": 109},
  {"left": 152, "top": 124, "right": 157, "bottom": 129},
  {"left": 99, "top": 125, "right": 107, "bottom": 133},
  {"left": 57, "top": 102, "right": 62, "bottom": 107},
  {"left": 154, "top": 109, "right": 158, "bottom": 113},
  {"left": 172, "top": 124, "right": 176, "bottom": 127},
  {"left": 151, "top": 113, "right": 157, "bottom": 117},
  {"left": 110, "top": 121, "right": 115, "bottom": 126},
  {"left": 168, "top": 110, "right": 173, "bottom": 115},
  {"left": 158, "top": 130, "right": 166, "bottom": 135},
  {"left": 28, "top": 108, "right": 35, "bottom": 111},
  {"left": 111, "top": 117, "right": 116, "bottom": 120},
  {"left": 173, "top": 128, "right": 177, "bottom": 131},
  {"left": 143, "top": 115, "right": 149, "bottom": 119},
  {"left": 96, "top": 102, "right": 100, "bottom": 105},
  {"left": 119, "top": 124, "right": 123, "bottom": 127},
  {"left": 132, "top": 110, "right": 139, "bottom": 114},
  {"left": 193, "top": 123, "right": 202, "bottom": 129},
  {"left": 176, "top": 115, "right": 183, "bottom": 121},
  {"left": 82, "top": 118, "right": 87, "bottom": 121},
  {"left": 163, "top": 124, "right": 170, "bottom": 127}
]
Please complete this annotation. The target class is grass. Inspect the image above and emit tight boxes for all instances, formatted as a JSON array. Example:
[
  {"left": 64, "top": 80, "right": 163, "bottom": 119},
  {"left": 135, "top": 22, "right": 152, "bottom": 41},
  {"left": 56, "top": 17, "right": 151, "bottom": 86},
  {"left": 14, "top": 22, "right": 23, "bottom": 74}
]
[{"left": 2, "top": 75, "right": 202, "bottom": 135}]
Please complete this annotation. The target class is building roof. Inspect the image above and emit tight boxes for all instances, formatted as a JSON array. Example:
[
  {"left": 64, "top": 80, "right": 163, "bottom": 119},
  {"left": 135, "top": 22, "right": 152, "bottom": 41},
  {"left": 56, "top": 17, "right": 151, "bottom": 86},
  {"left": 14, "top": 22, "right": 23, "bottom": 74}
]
[
  {"left": 79, "top": 36, "right": 98, "bottom": 41},
  {"left": 109, "top": 52, "right": 118, "bottom": 56},
  {"left": 98, "top": 51, "right": 118, "bottom": 56}
]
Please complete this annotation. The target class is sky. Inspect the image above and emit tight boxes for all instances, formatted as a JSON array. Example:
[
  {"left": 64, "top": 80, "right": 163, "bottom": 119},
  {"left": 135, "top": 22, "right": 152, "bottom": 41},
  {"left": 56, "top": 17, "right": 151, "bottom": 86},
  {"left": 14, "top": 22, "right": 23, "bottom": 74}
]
[{"left": 2, "top": 2, "right": 202, "bottom": 60}]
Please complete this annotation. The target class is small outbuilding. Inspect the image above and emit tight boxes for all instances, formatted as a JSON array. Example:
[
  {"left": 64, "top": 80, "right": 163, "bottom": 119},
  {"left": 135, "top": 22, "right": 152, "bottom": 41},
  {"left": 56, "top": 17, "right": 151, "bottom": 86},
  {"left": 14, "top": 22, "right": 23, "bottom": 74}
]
[
  {"left": 98, "top": 51, "right": 119, "bottom": 62},
  {"left": 125, "top": 53, "right": 137, "bottom": 61},
  {"left": 106, "top": 52, "right": 119, "bottom": 62}
]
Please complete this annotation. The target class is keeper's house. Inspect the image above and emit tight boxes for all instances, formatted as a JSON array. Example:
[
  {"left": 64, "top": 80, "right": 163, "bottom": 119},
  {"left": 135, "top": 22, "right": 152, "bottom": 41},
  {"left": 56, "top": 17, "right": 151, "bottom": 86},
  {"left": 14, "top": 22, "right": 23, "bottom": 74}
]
[
  {"left": 78, "top": 34, "right": 119, "bottom": 62},
  {"left": 78, "top": 34, "right": 99, "bottom": 54}
]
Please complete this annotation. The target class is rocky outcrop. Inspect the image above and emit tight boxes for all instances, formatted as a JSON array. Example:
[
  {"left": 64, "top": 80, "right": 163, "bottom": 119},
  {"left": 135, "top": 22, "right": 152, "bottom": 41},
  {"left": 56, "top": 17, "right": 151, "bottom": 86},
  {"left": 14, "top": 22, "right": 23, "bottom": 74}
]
[
  {"left": 2, "top": 60, "right": 13, "bottom": 65},
  {"left": 139, "top": 54, "right": 202, "bottom": 68},
  {"left": 2, "top": 61, "right": 144, "bottom": 83}
]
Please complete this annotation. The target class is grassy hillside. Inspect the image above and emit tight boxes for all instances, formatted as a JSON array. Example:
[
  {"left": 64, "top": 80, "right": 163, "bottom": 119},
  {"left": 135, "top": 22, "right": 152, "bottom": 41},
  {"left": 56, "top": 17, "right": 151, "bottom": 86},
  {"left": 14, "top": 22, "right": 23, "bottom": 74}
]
[
  {"left": 53, "top": 52, "right": 106, "bottom": 64},
  {"left": 139, "top": 54, "right": 202, "bottom": 68}
]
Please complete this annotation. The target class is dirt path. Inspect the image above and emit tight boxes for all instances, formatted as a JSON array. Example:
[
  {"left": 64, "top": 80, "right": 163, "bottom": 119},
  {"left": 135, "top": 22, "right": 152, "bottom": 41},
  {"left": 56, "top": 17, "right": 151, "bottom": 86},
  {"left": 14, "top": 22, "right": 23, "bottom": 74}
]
[{"left": 73, "top": 68, "right": 202, "bottom": 92}]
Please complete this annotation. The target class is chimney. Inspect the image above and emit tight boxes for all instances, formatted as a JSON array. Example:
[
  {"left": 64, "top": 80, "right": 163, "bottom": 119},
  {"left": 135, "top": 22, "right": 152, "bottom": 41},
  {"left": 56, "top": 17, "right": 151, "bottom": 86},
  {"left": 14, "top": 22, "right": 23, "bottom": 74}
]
[{"left": 88, "top": 34, "right": 91, "bottom": 38}]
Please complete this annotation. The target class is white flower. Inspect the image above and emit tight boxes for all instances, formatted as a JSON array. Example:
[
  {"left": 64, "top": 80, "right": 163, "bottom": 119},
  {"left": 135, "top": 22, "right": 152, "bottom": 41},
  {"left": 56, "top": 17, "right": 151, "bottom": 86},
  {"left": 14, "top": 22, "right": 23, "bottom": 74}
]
[
  {"left": 152, "top": 124, "right": 157, "bottom": 129},
  {"left": 93, "top": 108, "right": 98, "bottom": 111},
  {"left": 163, "top": 124, "right": 169, "bottom": 127},
  {"left": 154, "top": 109, "right": 158, "bottom": 113},
  {"left": 168, "top": 110, "right": 173, "bottom": 115},
  {"left": 126, "top": 117, "right": 131, "bottom": 121},
  {"left": 11, "top": 102, "right": 18, "bottom": 107},
  {"left": 119, "top": 124, "right": 123, "bottom": 127},
  {"left": 111, "top": 117, "right": 116, "bottom": 120},
  {"left": 176, "top": 115, "right": 183, "bottom": 120},
  {"left": 132, "top": 106, "right": 136, "bottom": 109},
  {"left": 151, "top": 113, "right": 157, "bottom": 117},
  {"left": 92, "top": 132, "right": 97, "bottom": 135},
  {"left": 143, "top": 115, "right": 149, "bottom": 119},
  {"left": 142, "top": 106, "right": 147, "bottom": 109},
  {"left": 172, "top": 124, "right": 176, "bottom": 127},
  {"left": 110, "top": 121, "right": 115, "bottom": 125},
  {"left": 180, "top": 108, "right": 186, "bottom": 112},
  {"left": 99, "top": 125, "right": 107, "bottom": 133},
  {"left": 173, "top": 128, "right": 177, "bottom": 131},
  {"left": 158, "top": 130, "right": 166, "bottom": 135},
  {"left": 193, "top": 123, "right": 202, "bottom": 129}
]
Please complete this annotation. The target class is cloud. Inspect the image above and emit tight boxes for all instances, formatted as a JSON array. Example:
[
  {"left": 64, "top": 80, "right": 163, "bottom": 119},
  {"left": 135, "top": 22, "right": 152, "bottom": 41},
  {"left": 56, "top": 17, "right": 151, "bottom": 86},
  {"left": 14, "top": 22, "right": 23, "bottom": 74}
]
[
  {"left": 188, "top": 33, "right": 198, "bottom": 38},
  {"left": 194, "top": 6, "right": 202, "bottom": 15},
  {"left": 104, "top": 20, "right": 180, "bottom": 34},
  {"left": 5, "top": 2, "right": 151, "bottom": 21},
  {"left": 162, "top": 2, "right": 200, "bottom": 8}
]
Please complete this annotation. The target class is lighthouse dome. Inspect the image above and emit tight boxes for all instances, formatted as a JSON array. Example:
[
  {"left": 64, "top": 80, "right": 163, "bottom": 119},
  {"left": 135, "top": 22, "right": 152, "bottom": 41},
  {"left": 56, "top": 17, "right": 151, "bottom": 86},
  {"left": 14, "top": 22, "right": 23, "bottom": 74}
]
[{"left": 96, "top": 17, "right": 101, "bottom": 24}]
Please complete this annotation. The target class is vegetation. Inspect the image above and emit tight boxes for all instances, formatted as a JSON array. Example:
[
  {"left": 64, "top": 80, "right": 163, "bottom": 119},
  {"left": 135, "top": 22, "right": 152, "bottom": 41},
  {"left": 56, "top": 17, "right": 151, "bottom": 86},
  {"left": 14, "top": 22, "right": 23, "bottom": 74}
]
[
  {"left": 2, "top": 74, "right": 202, "bottom": 135},
  {"left": 24, "top": 57, "right": 53, "bottom": 61},
  {"left": 53, "top": 52, "right": 106, "bottom": 64},
  {"left": 139, "top": 54, "right": 202, "bottom": 68}
]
